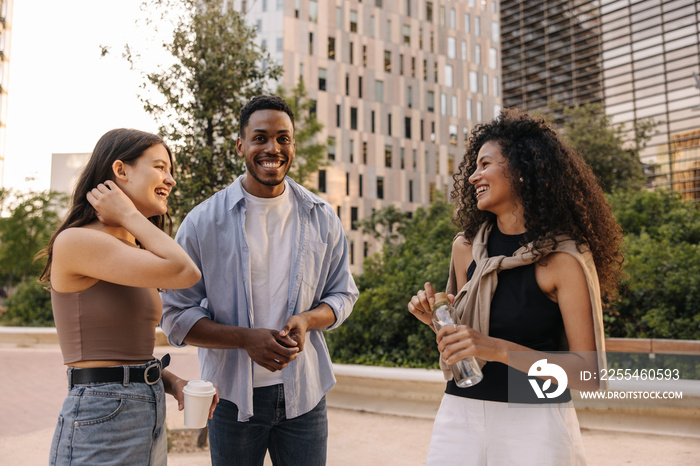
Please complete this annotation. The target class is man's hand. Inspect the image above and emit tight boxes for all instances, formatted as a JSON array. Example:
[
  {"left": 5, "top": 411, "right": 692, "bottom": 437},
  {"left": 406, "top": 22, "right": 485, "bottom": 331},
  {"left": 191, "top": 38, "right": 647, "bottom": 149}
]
[
  {"left": 279, "top": 314, "right": 311, "bottom": 353},
  {"left": 243, "top": 328, "right": 299, "bottom": 371}
]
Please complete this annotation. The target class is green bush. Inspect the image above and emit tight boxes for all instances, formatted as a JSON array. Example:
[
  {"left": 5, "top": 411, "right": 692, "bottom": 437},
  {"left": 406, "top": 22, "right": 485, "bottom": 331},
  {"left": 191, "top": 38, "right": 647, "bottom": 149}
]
[
  {"left": 326, "top": 198, "right": 458, "bottom": 368},
  {"left": 607, "top": 190, "right": 700, "bottom": 339},
  {"left": 1, "top": 279, "right": 54, "bottom": 327}
]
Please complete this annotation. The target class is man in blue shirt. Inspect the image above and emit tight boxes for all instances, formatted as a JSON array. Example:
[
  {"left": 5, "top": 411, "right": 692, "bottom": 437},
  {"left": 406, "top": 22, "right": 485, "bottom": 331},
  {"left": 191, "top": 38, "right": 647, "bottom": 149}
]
[{"left": 161, "top": 95, "right": 358, "bottom": 466}]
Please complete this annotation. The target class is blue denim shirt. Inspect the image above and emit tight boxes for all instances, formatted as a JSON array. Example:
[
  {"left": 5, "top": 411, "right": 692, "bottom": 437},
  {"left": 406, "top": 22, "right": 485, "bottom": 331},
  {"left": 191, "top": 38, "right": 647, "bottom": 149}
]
[{"left": 160, "top": 176, "right": 358, "bottom": 421}]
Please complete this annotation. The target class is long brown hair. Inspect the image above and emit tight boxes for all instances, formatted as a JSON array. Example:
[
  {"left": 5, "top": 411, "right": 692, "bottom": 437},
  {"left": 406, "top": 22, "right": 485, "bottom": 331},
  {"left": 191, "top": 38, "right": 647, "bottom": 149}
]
[{"left": 39, "top": 129, "right": 174, "bottom": 282}]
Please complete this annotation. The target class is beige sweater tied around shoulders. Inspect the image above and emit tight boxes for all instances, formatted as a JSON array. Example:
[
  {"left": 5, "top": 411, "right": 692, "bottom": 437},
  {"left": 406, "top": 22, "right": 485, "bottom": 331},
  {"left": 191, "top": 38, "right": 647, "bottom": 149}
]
[{"left": 442, "top": 222, "right": 608, "bottom": 390}]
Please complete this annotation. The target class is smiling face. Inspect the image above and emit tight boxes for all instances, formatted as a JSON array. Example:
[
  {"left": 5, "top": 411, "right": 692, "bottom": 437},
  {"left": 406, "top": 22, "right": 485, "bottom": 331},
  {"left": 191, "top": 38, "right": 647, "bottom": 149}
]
[
  {"left": 237, "top": 109, "right": 295, "bottom": 198},
  {"left": 116, "top": 143, "right": 175, "bottom": 218},
  {"left": 468, "top": 140, "right": 521, "bottom": 218}
]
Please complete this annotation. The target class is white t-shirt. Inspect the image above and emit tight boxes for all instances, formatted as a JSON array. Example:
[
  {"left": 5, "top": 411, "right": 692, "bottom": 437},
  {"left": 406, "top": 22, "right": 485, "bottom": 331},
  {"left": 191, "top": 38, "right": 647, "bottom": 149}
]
[{"left": 242, "top": 179, "right": 295, "bottom": 387}]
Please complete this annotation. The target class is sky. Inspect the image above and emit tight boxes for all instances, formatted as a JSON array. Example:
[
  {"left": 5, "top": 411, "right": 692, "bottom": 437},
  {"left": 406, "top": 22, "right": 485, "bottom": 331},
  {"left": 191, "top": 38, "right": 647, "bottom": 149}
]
[{"left": 4, "top": 0, "right": 170, "bottom": 191}]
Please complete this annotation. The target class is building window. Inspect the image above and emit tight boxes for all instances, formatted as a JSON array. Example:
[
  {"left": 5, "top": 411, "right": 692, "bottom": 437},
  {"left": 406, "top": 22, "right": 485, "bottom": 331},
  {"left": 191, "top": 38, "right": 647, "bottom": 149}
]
[
  {"left": 359, "top": 174, "right": 363, "bottom": 197},
  {"left": 371, "top": 111, "right": 375, "bottom": 133},
  {"left": 411, "top": 57, "right": 416, "bottom": 77},
  {"left": 477, "top": 101, "right": 483, "bottom": 122},
  {"left": 465, "top": 14, "right": 470, "bottom": 33},
  {"left": 426, "top": 2, "right": 433, "bottom": 21},
  {"left": 447, "top": 37, "right": 456, "bottom": 59},
  {"left": 349, "top": 41, "right": 354, "bottom": 64},
  {"left": 420, "top": 119, "right": 424, "bottom": 141},
  {"left": 466, "top": 99, "right": 472, "bottom": 120},
  {"left": 337, "top": 205, "right": 341, "bottom": 218},
  {"left": 376, "top": 0, "right": 383, "bottom": 7},
  {"left": 377, "top": 177, "right": 384, "bottom": 199},
  {"left": 350, "top": 241, "right": 354, "bottom": 265},
  {"left": 405, "top": 117, "right": 412, "bottom": 139},
  {"left": 276, "top": 37, "right": 283, "bottom": 53},
  {"left": 427, "top": 91, "right": 435, "bottom": 112},
  {"left": 346, "top": 172, "right": 350, "bottom": 195},
  {"left": 483, "top": 74, "right": 488, "bottom": 95},
  {"left": 475, "top": 17, "right": 481, "bottom": 36},
  {"left": 318, "top": 169, "right": 326, "bottom": 193},
  {"left": 400, "top": 53, "right": 404, "bottom": 75},
  {"left": 441, "top": 93, "right": 447, "bottom": 116},
  {"left": 358, "top": 76, "right": 363, "bottom": 98},
  {"left": 375, "top": 80, "right": 384, "bottom": 102},
  {"left": 309, "top": 0, "right": 318, "bottom": 22},
  {"left": 489, "top": 47, "right": 498, "bottom": 69},
  {"left": 388, "top": 114, "right": 392, "bottom": 136},
  {"left": 345, "top": 73, "right": 350, "bottom": 96},
  {"left": 350, "top": 10, "right": 358, "bottom": 32},
  {"left": 319, "top": 68, "right": 327, "bottom": 91},
  {"left": 449, "top": 124, "right": 458, "bottom": 145},
  {"left": 385, "top": 145, "right": 392, "bottom": 167},
  {"left": 403, "top": 25, "right": 411, "bottom": 45},
  {"left": 452, "top": 96, "right": 458, "bottom": 117},
  {"left": 400, "top": 147, "right": 406, "bottom": 169},
  {"left": 328, "top": 37, "right": 336, "bottom": 59},
  {"left": 363, "top": 45, "right": 368, "bottom": 67},
  {"left": 470, "top": 71, "right": 478, "bottom": 93},
  {"left": 370, "top": 15, "right": 375, "bottom": 38},
  {"left": 413, "top": 149, "right": 417, "bottom": 170},
  {"left": 364, "top": 241, "right": 369, "bottom": 258},
  {"left": 423, "top": 59, "right": 428, "bottom": 81},
  {"left": 409, "top": 179, "right": 414, "bottom": 202},
  {"left": 407, "top": 85, "right": 413, "bottom": 108},
  {"left": 492, "top": 22, "right": 500, "bottom": 42},
  {"left": 328, "top": 137, "right": 336, "bottom": 161},
  {"left": 362, "top": 142, "right": 368, "bottom": 164},
  {"left": 474, "top": 45, "right": 481, "bottom": 65},
  {"left": 309, "top": 32, "right": 313, "bottom": 54},
  {"left": 350, "top": 107, "right": 358, "bottom": 130},
  {"left": 336, "top": 104, "right": 341, "bottom": 127},
  {"left": 445, "top": 65, "right": 454, "bottom": 87},
  {"left": 336, "top": 6, "right": 342, "bottom": 27},
  {"left": 351, "top": 207, "right": 358, "bottom": 230},
  {"left": 450, "top": 8, "right": 456, "bottom": 29},
  {"left": 493, "top": 76, "right": 499, "bottom": 97},
  {"left": 386, "top": 20, "right": 392, "bottom": 42},
  {"left": 349, "top": 139, "right": 355, "bottom": 163},
  {"left": 384, "top": 50, "right": 391, "bottom": 72}
]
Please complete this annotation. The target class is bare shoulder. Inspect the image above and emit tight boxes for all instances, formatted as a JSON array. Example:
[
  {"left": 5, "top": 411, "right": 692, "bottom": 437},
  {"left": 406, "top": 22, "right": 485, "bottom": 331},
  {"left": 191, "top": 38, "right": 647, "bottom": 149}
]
[
  {"left": 535, "top": 251, "right": 586, "bottom": 301},
  {"left": 54, "top": 227, "right": 119, "bottom": 253},
  {"left": 452, "top": 234, "right": 473, "bottom": 256}
]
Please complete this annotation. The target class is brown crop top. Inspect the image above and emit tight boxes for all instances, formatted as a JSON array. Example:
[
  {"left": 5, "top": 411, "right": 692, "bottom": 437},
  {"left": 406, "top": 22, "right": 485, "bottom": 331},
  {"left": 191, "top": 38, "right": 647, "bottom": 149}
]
[{"left": 51, "top": 280, "right": 161, "bottom": 364}]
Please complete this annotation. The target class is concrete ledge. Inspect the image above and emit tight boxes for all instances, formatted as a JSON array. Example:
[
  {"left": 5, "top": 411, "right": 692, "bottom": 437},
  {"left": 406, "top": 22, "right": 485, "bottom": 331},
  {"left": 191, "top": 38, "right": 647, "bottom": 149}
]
[{"left": 0, "top": 326, "right": 169, "bottom": 346}]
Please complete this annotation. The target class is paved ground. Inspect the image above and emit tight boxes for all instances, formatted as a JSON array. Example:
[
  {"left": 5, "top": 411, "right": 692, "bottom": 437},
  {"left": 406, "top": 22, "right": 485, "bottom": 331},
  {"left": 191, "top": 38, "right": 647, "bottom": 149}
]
[{"left": 1, "top": 344, "right": 699, "bottom": 465}]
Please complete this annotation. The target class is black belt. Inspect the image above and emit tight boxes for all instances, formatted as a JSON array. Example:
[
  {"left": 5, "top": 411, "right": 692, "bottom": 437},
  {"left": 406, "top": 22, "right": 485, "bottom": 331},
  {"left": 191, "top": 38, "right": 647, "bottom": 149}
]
[{"left": 68, "top": 354, "right": 170, "bottom": 389}]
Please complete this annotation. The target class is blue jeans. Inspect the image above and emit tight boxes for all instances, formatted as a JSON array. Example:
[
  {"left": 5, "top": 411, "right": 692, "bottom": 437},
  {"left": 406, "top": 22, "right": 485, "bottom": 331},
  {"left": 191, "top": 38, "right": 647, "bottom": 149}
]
[
  {"left": 49, "top": 369, "right": 167, "bottom": 466},
  {"left": 209, "top": 384, "right": 328, "bottom": 466}
]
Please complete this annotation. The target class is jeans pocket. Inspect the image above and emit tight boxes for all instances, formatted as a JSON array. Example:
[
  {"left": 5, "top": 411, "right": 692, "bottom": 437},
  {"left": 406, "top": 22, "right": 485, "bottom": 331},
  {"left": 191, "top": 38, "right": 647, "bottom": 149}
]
[
  {"left": 49, "top": 415, "right": 64, "bottom": 465},
  {"left": 75, "top": 396, "right": 125, "bottom": 426}
]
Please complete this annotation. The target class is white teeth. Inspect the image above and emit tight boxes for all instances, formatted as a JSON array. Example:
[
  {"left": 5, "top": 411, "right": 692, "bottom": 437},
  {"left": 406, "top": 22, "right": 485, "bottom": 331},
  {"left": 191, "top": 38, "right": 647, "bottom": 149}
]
[
  {"left": 476, "top": 186, "right": 488, "bottom": 195},
  {"left": 261, "top": 161, "right": 282, "bottom": 168}
]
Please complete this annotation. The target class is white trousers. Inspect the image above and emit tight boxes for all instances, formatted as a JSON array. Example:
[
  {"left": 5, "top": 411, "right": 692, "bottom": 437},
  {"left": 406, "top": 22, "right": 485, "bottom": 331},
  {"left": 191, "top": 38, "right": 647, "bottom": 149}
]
[{"left": 426, "top": 394, "right": 587, "bottom": 466}]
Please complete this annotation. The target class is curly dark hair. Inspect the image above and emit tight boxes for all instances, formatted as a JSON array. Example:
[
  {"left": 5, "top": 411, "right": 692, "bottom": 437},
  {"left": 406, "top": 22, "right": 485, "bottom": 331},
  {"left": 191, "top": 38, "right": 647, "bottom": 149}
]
[{"left": 451, "top": 108, "right": 623, "bottom": 298}]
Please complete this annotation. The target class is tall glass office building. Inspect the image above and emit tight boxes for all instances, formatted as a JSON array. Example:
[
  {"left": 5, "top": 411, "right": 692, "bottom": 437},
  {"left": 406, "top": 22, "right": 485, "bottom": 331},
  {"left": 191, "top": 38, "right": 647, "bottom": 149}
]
[
  {"left": 233, "top": 0, "right": 502, "bottom": 272},
  {"left": 500, "top": 0, "right": 700, "bottom": 200}
]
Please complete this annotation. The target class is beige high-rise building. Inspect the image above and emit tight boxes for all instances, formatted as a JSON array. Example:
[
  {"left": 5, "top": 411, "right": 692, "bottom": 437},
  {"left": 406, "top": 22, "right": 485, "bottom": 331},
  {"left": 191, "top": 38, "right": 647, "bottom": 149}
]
[
  {"left": 0, "top": 0, "right": 13, "bottom": 187},
  {"left": 235, "top": 0, "right": 502, "bottom": 273}
]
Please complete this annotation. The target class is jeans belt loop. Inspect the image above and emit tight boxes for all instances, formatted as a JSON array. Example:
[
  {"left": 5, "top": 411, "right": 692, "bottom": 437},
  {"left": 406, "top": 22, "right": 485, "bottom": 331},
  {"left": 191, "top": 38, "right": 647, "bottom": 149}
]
[
  {"left": 67, "top": 367, "right": 73, "bottom": 390},
  {"left": 123, "top": 365, "right": 130, "bottom": 386}
]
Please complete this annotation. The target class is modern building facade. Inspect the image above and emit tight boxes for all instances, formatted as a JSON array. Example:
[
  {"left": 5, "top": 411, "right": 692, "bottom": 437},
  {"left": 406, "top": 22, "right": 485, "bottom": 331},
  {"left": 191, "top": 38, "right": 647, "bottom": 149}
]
[
  {"left": 0, "top": 0, "right": 13, "bottom": 187},
  {"left": 235, "top": 0, "right": 502, "bottom": 273},
  {"left": 500, "top": 0, "right": 700, "bottom": 200}
]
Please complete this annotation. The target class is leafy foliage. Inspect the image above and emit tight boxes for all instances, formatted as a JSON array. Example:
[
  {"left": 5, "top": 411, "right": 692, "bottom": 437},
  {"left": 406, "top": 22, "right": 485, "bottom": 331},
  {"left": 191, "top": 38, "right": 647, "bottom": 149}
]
[
  {"left": 326, "top": 198, "right": 458, "bottom": 368},
  {"left": 547, "top": 102, "right": 652, "bottom": 193},
  {"left": 607, "top": 190, "right": 700, "bottom": 339},
  {"left": 125, "top": 0, "right": 282, "bottom": 222},
  {"left": 276, "top": 77, "right": 327, "bottom": 192},
  {"left": 0, "top": 189, "right": 67, "bottom": 289},
  {"left": 1, "top": 279, "right": 53, "bottom": 327}
]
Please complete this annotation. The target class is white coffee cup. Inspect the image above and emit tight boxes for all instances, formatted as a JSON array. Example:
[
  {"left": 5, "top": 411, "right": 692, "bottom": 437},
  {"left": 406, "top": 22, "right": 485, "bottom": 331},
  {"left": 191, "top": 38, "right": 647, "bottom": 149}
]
[{"left": 182, "top": 380, "right": 216, "bottom": 429}]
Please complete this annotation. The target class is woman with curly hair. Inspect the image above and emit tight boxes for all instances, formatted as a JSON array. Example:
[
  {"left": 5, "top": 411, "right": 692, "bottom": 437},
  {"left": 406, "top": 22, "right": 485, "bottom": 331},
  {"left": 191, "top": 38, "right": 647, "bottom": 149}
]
[{"left": 408, "top": 108, "right": 623, "bottom": 465}]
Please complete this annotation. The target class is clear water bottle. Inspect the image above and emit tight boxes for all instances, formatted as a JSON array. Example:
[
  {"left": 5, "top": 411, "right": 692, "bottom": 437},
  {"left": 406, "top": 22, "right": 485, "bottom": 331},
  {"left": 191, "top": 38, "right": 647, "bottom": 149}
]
[{"left": 431, "top": 292, "right": 483, "bottom": 387}]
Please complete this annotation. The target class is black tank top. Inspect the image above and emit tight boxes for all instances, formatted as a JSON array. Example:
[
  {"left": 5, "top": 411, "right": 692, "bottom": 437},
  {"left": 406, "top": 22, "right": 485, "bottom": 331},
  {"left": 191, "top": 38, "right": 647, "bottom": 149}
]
[{"left": 445, "top": 225, "right": 571, "bottom": 403}]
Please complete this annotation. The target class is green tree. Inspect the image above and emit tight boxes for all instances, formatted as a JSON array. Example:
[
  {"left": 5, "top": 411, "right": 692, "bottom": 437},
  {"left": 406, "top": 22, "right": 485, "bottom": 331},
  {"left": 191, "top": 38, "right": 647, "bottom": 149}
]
[
  {"left": 326, "top": 198, "right": 458, "bottom": 368},
  {"left": 607, "top": 190, "right": 700, "bottom": 339},
  {"left": 125, "top": 0, "right": 282, "bottom": 222},
  {"left": 354, "top": 205, "right": 411, "bottom": 247},
  {"left": 548, "top": 102, "right": 653, "bottom": 193},
  {"left": 276, "top": 77, "right": 327, "bottom": 192},
  {"left": 1, "top": 279, "right": 53, "bottom": 327},
  {"left": 0, "top": 189, "right": 67, "bottom": 290}
]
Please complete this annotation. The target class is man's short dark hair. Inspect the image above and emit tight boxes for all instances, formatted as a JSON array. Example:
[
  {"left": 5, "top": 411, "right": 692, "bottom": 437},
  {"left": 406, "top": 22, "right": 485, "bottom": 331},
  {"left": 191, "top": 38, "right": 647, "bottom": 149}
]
[{"left": 239, "top": 95, "right": 295, "bottom": 137}]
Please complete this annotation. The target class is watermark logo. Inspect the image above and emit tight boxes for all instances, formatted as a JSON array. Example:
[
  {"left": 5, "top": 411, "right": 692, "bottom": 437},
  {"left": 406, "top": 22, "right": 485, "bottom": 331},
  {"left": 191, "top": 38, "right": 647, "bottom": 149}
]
[{"left": 527, "top": 359, "right": 568, "bottom": 399}]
